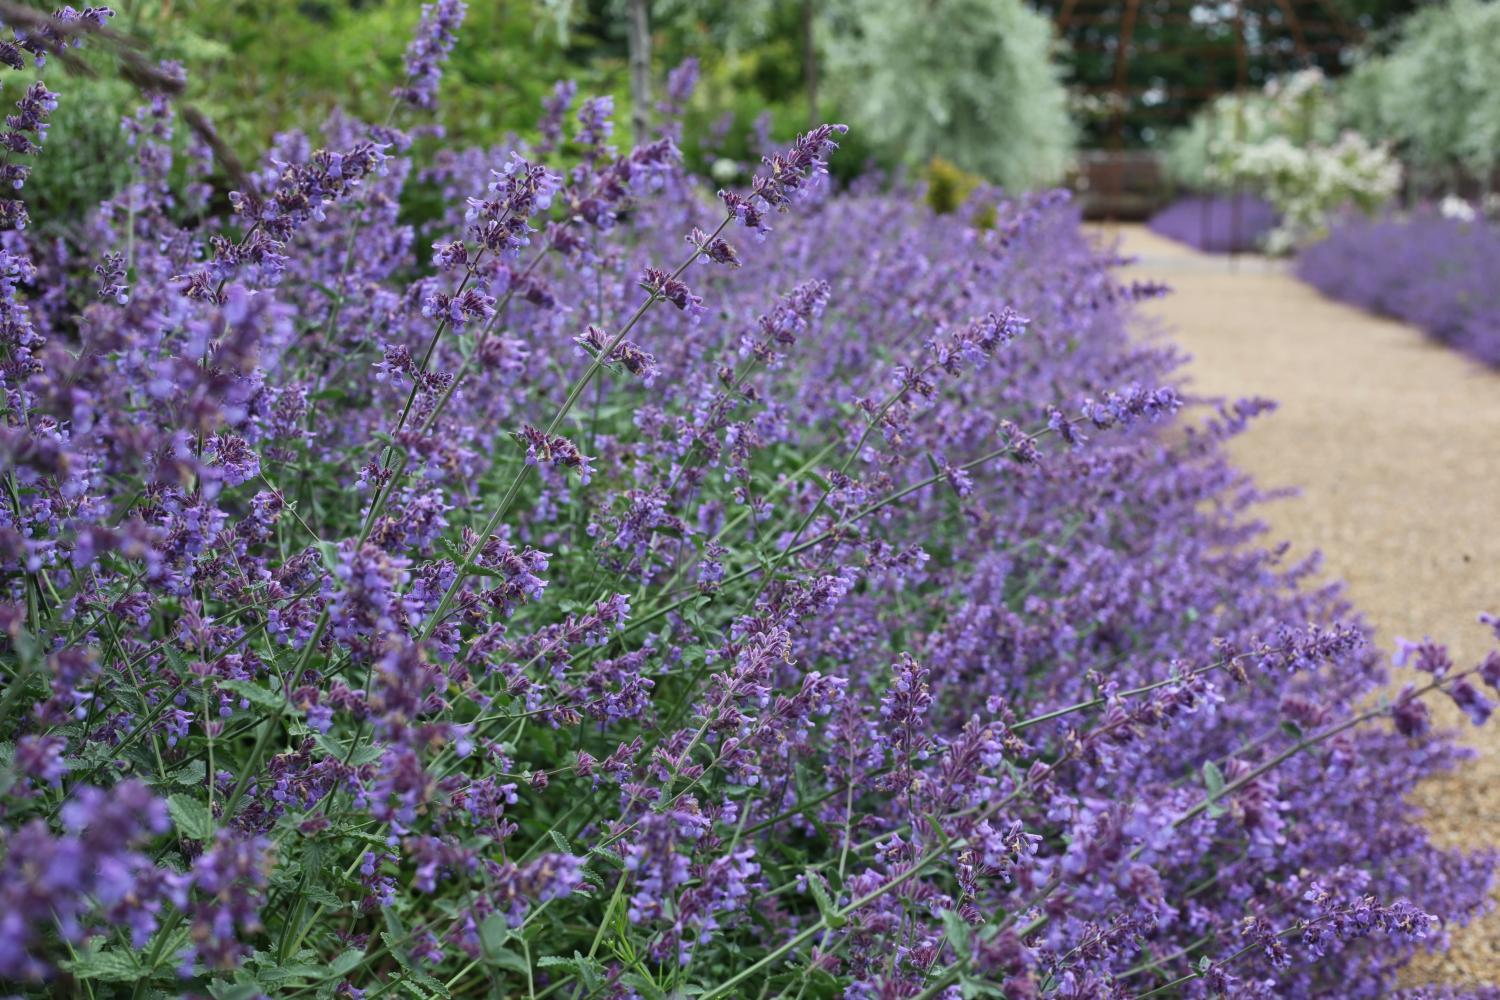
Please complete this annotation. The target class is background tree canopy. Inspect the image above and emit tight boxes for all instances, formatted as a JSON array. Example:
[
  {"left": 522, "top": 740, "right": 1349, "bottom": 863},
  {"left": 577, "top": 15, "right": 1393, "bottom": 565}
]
[{"left": 31, "top": 0, "right": 1434, "bottom": 215}]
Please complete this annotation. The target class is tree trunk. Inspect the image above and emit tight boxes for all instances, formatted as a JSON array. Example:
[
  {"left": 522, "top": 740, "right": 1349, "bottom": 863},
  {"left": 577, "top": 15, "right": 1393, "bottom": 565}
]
[
  {"left": 802, "top": 0, "right": 818, "bottom": 128},
  {"left": 627, "top": 0, "right": 652, "bottom": 144}
]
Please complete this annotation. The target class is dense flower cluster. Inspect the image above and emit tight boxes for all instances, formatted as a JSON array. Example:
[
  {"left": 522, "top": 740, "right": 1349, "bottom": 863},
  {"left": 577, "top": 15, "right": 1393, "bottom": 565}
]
[
  {"left": 1148, "top": 194, "right": 1279, "bottom": 254},
  {"left": 0, "top": 8, "right": 1496, "bottom": 998},
  {"left": 393, "top": 0, "right": 468, "bottom": 111},
  {"left": 1297, "top": 206, "right": 1500, "bottom": 367}
]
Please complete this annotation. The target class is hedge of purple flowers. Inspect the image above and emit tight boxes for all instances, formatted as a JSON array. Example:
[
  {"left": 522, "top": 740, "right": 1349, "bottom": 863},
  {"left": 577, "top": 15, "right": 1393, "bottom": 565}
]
[
  {"left": 1297, "top": 208, "right": 1500, "bottom": 367},
  {"left": 3, "top": 5, "right": 1499, "bottom": 998},
  {"left": 1148, "top": 194, "right": 1279, "bottom": 254}
]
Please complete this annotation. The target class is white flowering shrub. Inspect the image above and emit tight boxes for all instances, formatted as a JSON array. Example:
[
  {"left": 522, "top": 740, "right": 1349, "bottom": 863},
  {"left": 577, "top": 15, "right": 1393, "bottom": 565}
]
[
  {"left": 1163, "top": 69, "right": 1400, "bottom": 252},
  {"left": 1214, "top": 130, "right": 1402, "bottom": 253}
]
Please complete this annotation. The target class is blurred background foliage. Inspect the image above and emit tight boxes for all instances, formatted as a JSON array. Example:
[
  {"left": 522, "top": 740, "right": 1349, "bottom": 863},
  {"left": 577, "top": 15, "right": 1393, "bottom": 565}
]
[{"left": 15, "top": 0, "right": 1456, "bottom": 230}]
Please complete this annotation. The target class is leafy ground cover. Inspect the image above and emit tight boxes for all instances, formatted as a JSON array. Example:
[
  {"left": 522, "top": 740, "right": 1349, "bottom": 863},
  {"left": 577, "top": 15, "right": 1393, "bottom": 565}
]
[
  {"left": 1148, "top": 194, "right": 1279, "bottom": 254},
  {"left": 1297, "top": 208, "right": 1500, "bottom": 367},
  {"left": 2, "top": 5, "right": 1498, "bottom": 998}
]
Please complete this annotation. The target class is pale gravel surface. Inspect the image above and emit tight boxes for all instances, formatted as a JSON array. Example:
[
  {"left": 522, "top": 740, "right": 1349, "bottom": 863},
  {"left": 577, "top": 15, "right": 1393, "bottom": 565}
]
[{"left": 1095, "top": 224, "right": 1500, "bottom": 989}]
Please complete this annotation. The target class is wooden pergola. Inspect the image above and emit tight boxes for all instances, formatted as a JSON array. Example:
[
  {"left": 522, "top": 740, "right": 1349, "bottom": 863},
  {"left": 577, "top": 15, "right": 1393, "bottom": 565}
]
[{"left": 1031, "top": 0, "right": 1366, "bottom": 220}]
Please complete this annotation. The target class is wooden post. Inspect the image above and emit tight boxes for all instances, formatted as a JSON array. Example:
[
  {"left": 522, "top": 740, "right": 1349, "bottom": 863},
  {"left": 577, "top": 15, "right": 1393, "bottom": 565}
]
[
  {"left": 1230, "top": 0, "right": 1247, "bottom": 263},
  {"left": 1109, "top": 0, "right": 1141, "bottom": 225}
]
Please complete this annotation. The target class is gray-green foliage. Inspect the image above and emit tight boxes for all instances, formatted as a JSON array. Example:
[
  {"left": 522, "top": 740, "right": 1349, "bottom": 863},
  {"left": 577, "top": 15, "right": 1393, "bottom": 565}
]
[
  {"left": 1161, "top": 108, "right": 1223, "bottom": 191},
  {"left": 821, "top": 0, "right": 1074, "bottom": 191},
  {"left": 1338, "top": 0, "right": 1500, "bottom": 177}
]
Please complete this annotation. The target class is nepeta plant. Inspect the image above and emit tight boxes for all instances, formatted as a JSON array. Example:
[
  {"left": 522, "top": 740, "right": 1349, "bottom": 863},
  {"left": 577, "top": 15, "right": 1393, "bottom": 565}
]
[
  {"left": 1148, "top": 195, "right": 1278, "bottom": 255},
  {"left": 1297, "top": 207, "right": 1500, "bottom": 368},
  {"left": 0, "top": 7, "right": 1496, "bottom": 999}
]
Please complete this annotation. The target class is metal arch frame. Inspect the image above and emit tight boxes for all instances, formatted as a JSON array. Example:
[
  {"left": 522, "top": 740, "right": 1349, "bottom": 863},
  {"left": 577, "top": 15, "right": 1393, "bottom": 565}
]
[
  {"left": 1039, "top": 0, "right": 1366, "bottom": 230},
  {"left": 1044, "top": 0, "right": 1366, "bottom": 139}
]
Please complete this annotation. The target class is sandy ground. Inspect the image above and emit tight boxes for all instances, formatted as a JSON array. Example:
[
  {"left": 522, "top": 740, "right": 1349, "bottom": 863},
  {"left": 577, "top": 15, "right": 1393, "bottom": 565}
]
[{"left": 1096, "top": 224, "right": 1500, "bottom": 988}]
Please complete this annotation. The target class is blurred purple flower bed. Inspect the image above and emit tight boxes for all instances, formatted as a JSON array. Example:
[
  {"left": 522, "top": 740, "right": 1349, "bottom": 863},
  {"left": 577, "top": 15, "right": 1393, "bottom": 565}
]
[
  {"left": 1148, "top": 193, "right": 1279, "bottom": 253},
  {"left": 1297, "top": 209, "right": 1500, "bottom": 367},
  {"left": 3, "top": 5, "right": 1500, "bottom": 999}
]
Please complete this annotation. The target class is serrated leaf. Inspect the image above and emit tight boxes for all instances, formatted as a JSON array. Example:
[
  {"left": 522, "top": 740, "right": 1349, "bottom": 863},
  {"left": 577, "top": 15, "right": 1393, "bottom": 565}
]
[
  {"left": 162, "top": 646, "right": 194, "bottom": 676},
  {"left": 940, "top": 908, "right": 972, "bottom": 961},
  {"left": 172, "top": 759, "right": 207, "bottom": 785},
  {"left": 218, "top": 678, "right": 291, "bottom": 715},
  {"left": 536, "top": 949, "right": 605, "bottom": 988},
  {"left": 574, "top": 951, "right": 604, "bottom": 992},
  {"left": 805, "top": 870, "right": 847, "bottom": 929},
  {"left": 590, "top": 845, "right": 625, "bottom": 868},
  {"left": 315, "top": 539, "right": 341, "bottom": 574},
  {"left": 482, "top": 945, "right": 531, "bottom": 977},
  {"left": 382, "top": 932, "right": 451, "bottom": 998},
  {"left": 478, "top": 912, "right": 513, "bottom": 954},
  {"left": 303, "top": 883, "right": 344, "bottom": 909},
  {"left": 621, "top": 971, "right": 666, "bottom": 1000},
  {"left": 314, "top": 731, "right": 383, "bottom": 766},
  {"left": 253, "top": 963, "right": 315, "bottom": 986},
  {"left": 62, "top": 949, "right": 143, "bottom": 982},
  {"left": 1202, "top": 760, "right": 1228, "bottom": 818},
  {"left": 167, "top": 793, "right": 216, "bottom": 840},
  {"left": 329, "top": 948, "right": 364, "bottom": 976}
]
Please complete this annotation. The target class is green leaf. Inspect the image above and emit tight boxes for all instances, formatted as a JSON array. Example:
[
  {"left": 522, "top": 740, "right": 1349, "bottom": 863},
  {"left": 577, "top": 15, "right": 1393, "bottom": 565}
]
[
  {"left": 252, "top": 960, "right": 323, "bottom": 986},
  {"left": 940, "top": 908, "right": 972, "bottom": 961},
  {"left": 161, "top": 646, "right": 194, "bottom": 676},
  {"left": 207, "top": 983, "right": 266, "bottom": 1000},
  {"left": 1280, "top": 720, "right": 1303, "bottom": 740},
  {"left": 620, "top": 971, "right": 666, "bottom": 1000},
  {"left": 218, "top": 678, "right": 291, "bottom": 715},
  {"left": 171, "top": 759, "right": 207, "bottom": 786},
  {"left": 62, "top": 948, "right": 143, "bottom": 983},
  {"left": 924, "top": 815, "right": 950, "bottom": 847},
  {"left": 1202, "top": 760, "right": 1224, "bottom": 796},
  {"left": 805, "top": 870, "right": 847, "bottom": 929},
  {"left": 314, "top": 731, "right": 383, "bottom": 766},
  {"left": 303, "top": 883, "right": 344, "bottom": 910},
  {"left": 315, "top": 539, "right": 341, "bottom": 574},
  {"left": 590, "top": 845, "right": 625, "bottom": 868},
  {"left": 167, "top": 793, "right": 216, "bottom": 840},
  {"left": 481, "top": 945, "right": 531, "bottom": 977},
  {"left": 381, "top": 932, "right": 451, "bottom": 998},
  {"left": 478, "top": 912, "right": 513, "bottom": 955},
  {"left": 573, "top": 951, "right": 605, "bottom": 992},
  {"left": 329, "top": 948, "right": 364, "bottom": 976},
  {"left": 1202, "top": 760, "right": 1228, "bottom": 819}
]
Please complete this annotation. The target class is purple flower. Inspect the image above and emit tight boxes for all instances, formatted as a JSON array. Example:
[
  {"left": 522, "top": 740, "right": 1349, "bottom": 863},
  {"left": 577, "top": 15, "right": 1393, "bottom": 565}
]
[{"left": 393, "top": 0, "right": 467, "bottom": 111}]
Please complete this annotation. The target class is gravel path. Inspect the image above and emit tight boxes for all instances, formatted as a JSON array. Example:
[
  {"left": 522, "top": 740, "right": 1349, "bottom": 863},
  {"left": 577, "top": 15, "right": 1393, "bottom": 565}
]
[{"left": 1099, "top": 224, "right": 1500, "bottom": 988}]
